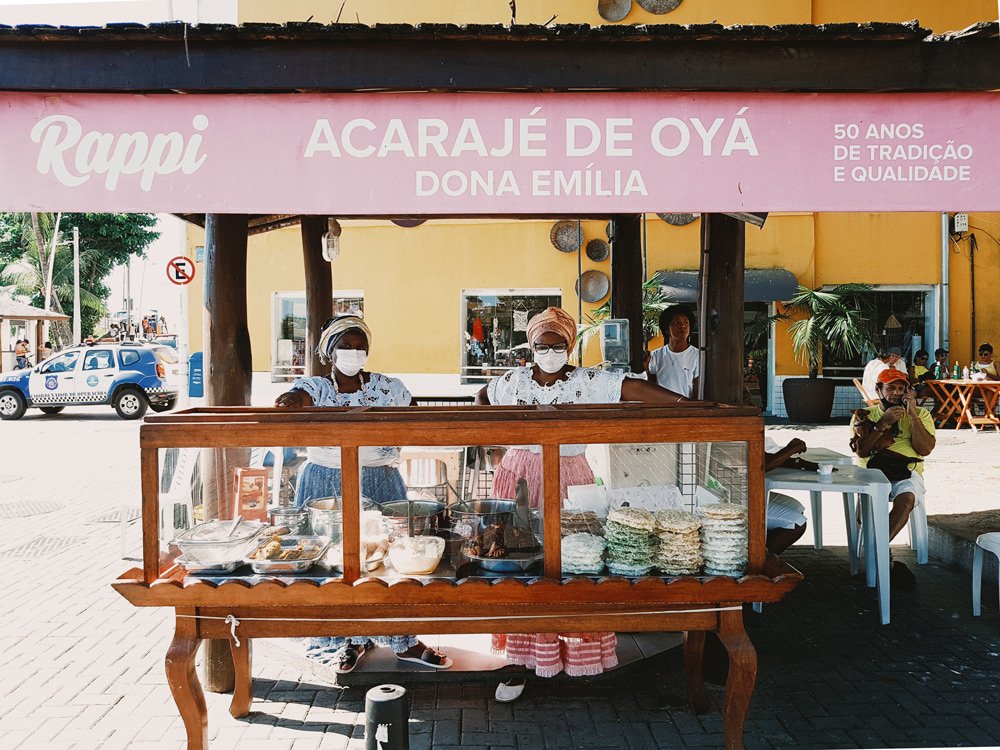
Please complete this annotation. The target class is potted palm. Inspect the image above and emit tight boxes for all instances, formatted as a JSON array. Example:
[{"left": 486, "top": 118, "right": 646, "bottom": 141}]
[{"left": 782, "top": 283, "right": 875, "bottom": 422}]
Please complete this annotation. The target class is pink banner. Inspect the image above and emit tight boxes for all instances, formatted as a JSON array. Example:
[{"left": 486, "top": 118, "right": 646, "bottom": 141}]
[{"left": 0, "top": 92, "right": 996, "bottom": 213}]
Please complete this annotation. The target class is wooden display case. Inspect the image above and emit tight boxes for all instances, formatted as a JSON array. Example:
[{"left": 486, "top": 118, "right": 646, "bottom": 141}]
[{"left": 114, "top": 404, "right": 802, "bottom": 750}]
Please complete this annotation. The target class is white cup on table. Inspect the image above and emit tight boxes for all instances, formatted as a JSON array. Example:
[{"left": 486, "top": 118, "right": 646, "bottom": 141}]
[{"left": 817, "top": 463, "right": 834, "bottom": 481}]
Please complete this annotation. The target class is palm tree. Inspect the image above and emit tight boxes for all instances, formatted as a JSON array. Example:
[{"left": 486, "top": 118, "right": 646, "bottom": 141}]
[{"left": 785, "top": 284, "right": 876, "bottom": 378}]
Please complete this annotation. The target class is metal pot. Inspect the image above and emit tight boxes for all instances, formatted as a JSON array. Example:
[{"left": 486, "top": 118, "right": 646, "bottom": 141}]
[
  {"left": 449, "top": 499, "right": 543, "bottom": 538},
  {"left": 381, "top": 499, "right": 446, "bottom": 538},
  {"left": 306, "top": 496, "right": 378, "bottom": 540}
]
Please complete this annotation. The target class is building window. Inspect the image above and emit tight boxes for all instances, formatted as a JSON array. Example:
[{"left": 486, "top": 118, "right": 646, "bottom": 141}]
[
  {"left": 822, "top": 287, "right": 934, "bottom": 377},
  {"left": 272, "top": 291, "right": 364, "bottom": 381},
  {"left": 461, "top": 289, "right": 561, "bottom": 385}
]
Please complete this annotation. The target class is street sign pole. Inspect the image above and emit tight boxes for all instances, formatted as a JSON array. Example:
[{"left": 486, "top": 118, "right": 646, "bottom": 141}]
[{"left": 72, "top": 226, "right": 80, "bottom": 345}]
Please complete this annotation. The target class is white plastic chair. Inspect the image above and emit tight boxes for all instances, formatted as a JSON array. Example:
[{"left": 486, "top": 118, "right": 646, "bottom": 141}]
[
  {"left": 249, "top": 447, "right": 284, "bottom": 506},
  {"left": 973, "top": 532, "right": 1000, "bottom": 617},
  {"left": 854, "top": 502, "right": 929, "bottom": 566}
]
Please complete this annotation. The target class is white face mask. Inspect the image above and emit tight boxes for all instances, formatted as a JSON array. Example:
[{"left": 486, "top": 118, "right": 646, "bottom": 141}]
[
  {"left": 534, "top": 349, "right": 569, "bottom": 374},
  {"left": 334, "top": 348, "right": 367, "bottom": 376}
]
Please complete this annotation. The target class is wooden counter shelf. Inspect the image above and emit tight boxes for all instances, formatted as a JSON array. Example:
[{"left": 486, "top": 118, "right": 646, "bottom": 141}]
[{"left": 116, "top": 404, "right": 802, "bottom": 750}]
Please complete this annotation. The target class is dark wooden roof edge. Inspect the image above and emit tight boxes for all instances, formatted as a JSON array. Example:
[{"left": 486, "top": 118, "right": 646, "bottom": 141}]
[
  {"left": 929, "top": 20, "right": 999, "bottom": 41},
  {"left": 0, "top": 19, "right": 949, "bottom": 44}
]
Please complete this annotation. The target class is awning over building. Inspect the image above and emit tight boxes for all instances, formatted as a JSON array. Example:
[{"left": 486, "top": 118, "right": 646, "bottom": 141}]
[
  {"left": 0, "top": 294, "right": 71, "bottom": 322},
  {"left": 652, "top": 269, "right": 799, "bottom": 303}
]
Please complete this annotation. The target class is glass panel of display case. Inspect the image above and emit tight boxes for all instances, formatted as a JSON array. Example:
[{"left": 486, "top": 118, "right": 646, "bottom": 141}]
[
  {"left": 159, "top": 445, "right": 344, "bottom": 579},
  {"left": 560, "top": 441, "right": 750, "bottom": 578},
  {"left": 359, "top": 443, "right": 545, "bottom": 581}
]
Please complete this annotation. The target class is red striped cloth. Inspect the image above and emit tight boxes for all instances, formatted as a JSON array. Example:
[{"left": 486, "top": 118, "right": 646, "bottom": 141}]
[
  {"left": 491, "top": 450, "right": 595, "bottom": 509},
  {"left": 492, "top": 632, "right": 618, "bottom": 678}
]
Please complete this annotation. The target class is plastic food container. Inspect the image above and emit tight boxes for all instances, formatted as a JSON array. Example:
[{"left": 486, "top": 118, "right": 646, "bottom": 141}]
[
  {"left": 175, "top": 557, "right": 243, "bottom": 574},
  {"left": 388, "top": 535, "right": 445, "bottom": 575},
  {"left": 245, "top": 535, "right": 331, "bottom": 574},
  {"left": 174, "top": 520, "right": 265, "bottom": 564}
]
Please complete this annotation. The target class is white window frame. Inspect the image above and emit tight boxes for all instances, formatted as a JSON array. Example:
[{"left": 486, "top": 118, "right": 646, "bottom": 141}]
[
  {"left": 271, "top": 290, "right": 365, "bottom": 381},
  {"left": 459, "top": 287, "right": 562, "bottom": 384}
]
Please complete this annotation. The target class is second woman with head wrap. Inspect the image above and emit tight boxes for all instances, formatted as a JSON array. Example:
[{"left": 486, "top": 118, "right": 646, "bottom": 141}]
[{"left": 474, "top": 307, "right": 688, "bottom": 690}]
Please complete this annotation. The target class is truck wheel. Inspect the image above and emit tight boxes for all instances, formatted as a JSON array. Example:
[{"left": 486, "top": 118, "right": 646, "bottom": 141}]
[
  {"left": 0, "top": 390, "right": 27, "bottom": 420},
  {"left": 39, "top": 406, "right": 65, "bottom": 415},
  {"left": 114, "top": 388, "right": 148, "bottom": 420}
]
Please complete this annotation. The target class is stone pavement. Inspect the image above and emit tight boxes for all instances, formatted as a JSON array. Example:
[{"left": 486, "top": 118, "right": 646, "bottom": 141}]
[{"left": 1, "top": 409, "right": 1000, "bottom": 749}]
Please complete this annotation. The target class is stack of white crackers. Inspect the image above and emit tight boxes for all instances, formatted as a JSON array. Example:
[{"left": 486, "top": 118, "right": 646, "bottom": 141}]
[
  {"left": 605, "top": 507, "right": 658, "bottom": 576},
  {"left": 697, "top": 502, "right": 749, "bottom": 576},
  {"left": 653, "top": 510, "right": 703, "bottom": 575},
  {"left": 561, "top": 532, "right": 607, "bottom": 574}
]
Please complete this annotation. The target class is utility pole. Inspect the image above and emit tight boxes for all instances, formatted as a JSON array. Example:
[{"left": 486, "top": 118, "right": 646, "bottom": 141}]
[{"left": 72, "top": 226, "right": 80, "bottom": 345}]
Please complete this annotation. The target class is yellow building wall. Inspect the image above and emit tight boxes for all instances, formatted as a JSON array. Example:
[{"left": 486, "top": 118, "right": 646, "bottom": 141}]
[
  {"left": 239, "top": 1, "right": 811, "bottom": 27},
  {"left": 208, "top": 2, "right": 1000, "bottom": 384},
  {"left": 187, "top": 219, "right": 621, "bottom": 375},
  {"left": 239, "top": 0, "right": 988, "bottom": 32}
]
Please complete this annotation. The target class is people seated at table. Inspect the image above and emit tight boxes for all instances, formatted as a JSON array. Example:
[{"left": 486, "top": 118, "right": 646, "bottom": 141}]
[
  {"left": 849, "top": 368, "right": 936, "bottom": 590},
  {"left": 908, "top": 349, "right": 935, "bottom": 397},
  {"left": 976, "top": 343, "right": 999, "bottom": 380},
  {"left": 763, "top": 437, "right": 814, "bottom": 555},
  {"left": 933, "top": 347, "right": 950, "bottom": 377}
]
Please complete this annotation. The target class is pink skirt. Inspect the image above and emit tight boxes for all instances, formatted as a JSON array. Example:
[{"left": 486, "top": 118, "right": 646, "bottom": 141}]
[
  {"left": 492, "top": 632, "right": 618, "bottom": 678},
  {"left": 490, "top": 450, "right": 615, "bottom": 677},
  {"left": 491, "top": 449, "right": 595, "bottom": 509}
]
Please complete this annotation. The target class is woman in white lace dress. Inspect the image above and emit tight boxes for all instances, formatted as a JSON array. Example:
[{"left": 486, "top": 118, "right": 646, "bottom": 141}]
[
  {"left": 275, "top": 315, "right": 451, "bottom": 674},
  {"left": 474, "top": 307, "right": 688, "bottom": 687}
]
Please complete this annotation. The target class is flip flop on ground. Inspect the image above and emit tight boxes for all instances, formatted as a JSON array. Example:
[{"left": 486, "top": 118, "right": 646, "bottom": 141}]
[
  {"left": 333, "top": 644, "right": 367, "bottom": 674},
  {"left": 396, "top": 647, "right": 452, "bottom": 669},
  {"left": 495, "top": 677, "right": 526, "bottom": 703}
]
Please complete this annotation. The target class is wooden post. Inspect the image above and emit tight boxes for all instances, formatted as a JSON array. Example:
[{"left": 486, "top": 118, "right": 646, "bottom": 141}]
[
  {"left": 300, "top": 216, "right": 332, "bottom": 377},
  {"left": 611, "top": 214, "right": 645, "bottom": 373},
  {"left": 699, "top": 214, "right": 745, "bottom": 405},
  {"left": 202, "top": 213, "right": 251, "bottom": 694}
]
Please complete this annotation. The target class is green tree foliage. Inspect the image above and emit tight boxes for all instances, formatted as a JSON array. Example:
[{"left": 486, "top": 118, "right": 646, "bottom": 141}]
[
  {"left": 0, "top": 212, "right": 159, "bottom": 342},
  {"left": 785, "top": 283, "right": 876, "bottom": 378}
]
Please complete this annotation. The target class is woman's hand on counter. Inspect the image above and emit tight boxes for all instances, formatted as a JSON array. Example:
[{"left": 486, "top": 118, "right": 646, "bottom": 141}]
[{"left": 274, "top": 389, "right": 312, "bottom": 408}]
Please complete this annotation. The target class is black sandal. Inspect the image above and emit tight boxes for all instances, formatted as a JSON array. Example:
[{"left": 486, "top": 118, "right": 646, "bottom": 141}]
[{"left": 333, "top": 644, "right": 366, "bottom": 674}]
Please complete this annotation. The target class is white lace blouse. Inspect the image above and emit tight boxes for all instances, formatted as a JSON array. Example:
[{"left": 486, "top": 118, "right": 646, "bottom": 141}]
[
  {"left": 486, "top": 366, "right": 626, "bottom": 456},
  {"left": 291, "top": 373, "right": 411, "bottom": 468}
]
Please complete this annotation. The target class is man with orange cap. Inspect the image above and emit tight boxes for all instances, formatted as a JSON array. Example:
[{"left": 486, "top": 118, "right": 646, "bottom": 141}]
[{"left": 850, "top": 367, "right": 936, "bottom": 589}]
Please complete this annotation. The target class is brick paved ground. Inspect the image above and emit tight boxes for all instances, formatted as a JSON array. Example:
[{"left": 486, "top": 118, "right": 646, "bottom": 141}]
[{"left": 2, "top": 410, "right": 1000, "bottom": 749}]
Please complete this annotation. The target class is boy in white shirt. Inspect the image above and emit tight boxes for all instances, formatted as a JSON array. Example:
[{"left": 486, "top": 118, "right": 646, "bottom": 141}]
[{"left": 645, "top": 305, "right": 700, "bottom": 398}]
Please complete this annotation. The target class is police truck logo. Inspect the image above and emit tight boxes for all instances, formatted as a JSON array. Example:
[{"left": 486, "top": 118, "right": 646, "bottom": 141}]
[
  {"left": 86, "top": 375, "right": 99, "bottom": 387},
  {"left": 45, "top": 375, "right": 58, "bottom": 390}
]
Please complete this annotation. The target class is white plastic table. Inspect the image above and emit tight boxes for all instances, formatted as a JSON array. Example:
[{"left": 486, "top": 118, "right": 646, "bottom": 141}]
[
  {"left": 799, "top": 448, "right": 856, "bottom": 549},
  {"left": 765, "top": 464, "right": 893, "bottom": 624}
]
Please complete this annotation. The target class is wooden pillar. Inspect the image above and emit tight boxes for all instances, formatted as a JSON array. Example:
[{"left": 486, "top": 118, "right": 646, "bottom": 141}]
[
  {"left": 300, "top": 216, "right": 333, "bottom": 377},
  {"left": 698, "top": 213, "right": 745, "bottom": 405},
  {"left": 611, "top": 214, "right": 645, "bottom": 373},
  {"left": 202, "top": 213, "right": 251, "bottom": 694}
]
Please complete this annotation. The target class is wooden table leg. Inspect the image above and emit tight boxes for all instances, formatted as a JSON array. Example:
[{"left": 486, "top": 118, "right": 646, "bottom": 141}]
[
  {"left": 683, "top": 630, "right": 711, "bottom": 714},
  {"left": 165, "top": 612, "right": 207, "bottom": 750},
  {"left": 717, "top": 608, "right": 757, "bottom": 750},
  {"left": 230, "top": 637, "right": 253, "bottom": 718}
]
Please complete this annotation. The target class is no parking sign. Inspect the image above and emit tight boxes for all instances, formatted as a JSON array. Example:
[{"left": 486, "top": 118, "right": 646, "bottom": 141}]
[{"left": 166, "top": 256, "right": 195, "bottom": 285}]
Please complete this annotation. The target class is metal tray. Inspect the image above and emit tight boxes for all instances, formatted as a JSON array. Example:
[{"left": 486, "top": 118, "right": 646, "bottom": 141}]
[
  {"left": 176, "top": 556, "right": 243, "bottom": 574},
  {"left": 245, "top": 535, "right": 331, "bottom": 574}
]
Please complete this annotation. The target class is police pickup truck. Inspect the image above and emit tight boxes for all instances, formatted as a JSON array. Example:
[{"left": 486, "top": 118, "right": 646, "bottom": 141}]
[{"left": 0, "top": 341, "right": 179, "bottom": 420}]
